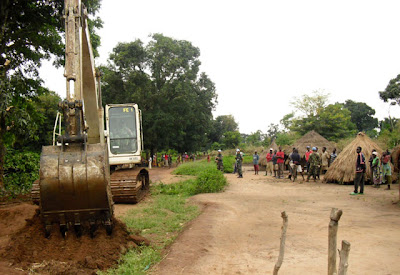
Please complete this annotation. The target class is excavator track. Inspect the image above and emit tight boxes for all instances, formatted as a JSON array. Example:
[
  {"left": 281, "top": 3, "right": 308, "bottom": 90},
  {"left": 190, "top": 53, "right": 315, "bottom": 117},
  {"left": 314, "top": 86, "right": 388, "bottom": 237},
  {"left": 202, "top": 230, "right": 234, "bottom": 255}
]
[{"left": 110, "top": 168, "right": 150, "bottom": 203}]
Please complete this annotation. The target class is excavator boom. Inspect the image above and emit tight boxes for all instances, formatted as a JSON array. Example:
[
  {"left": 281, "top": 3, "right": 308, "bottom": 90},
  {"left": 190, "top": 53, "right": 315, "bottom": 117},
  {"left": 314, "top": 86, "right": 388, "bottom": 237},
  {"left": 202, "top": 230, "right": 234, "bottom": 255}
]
[{"left": 38, "top": 0, "right": 113, "bottom": 237}]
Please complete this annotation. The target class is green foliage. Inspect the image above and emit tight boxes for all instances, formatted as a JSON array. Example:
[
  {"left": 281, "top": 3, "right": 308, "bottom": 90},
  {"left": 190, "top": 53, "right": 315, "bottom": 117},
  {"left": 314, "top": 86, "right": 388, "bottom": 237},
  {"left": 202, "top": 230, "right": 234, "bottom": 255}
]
[
  {"left": 343, "top": 100, "right": 378, "bottom": 133},
  {"left": 194, "top": 168, "right": 227, "bottom": 194},
  {"left": 285, "top": 92, "right": 357, "bottom": 141},
  {"left": 3, "top": 149, "right": 39, "bottom": 195},
  {"left": 102, "top": 34, "right": 217, "bottom": 153},
  {"left": 221, "top": 131, "right": 241, "bottom": 149},
  {"left": 208, "top": 115, "right": 239, "bottom": 145},
  {"left": 275, "top": 131, "right": 300, "bottom": 146},
  {"left": 172, "top": 161, "right": 227, "bottom": 194},
  {"left": 377, "top": 120, "right": 400, "bottom": 148},
  {"left": 379, "top": 74, "right": 400, "bottom": 105},
  {"left": 102, "top": 246, "right": 161, "bottom": 275},
  {"left": 244, "top": 130, "right": 264, "bottom": 146},
  {"left": 0, "top": 0, "right": 102, "bottom": 187},
  {"left": 291, "top": 90, "right": 329, "bottom": 117}
]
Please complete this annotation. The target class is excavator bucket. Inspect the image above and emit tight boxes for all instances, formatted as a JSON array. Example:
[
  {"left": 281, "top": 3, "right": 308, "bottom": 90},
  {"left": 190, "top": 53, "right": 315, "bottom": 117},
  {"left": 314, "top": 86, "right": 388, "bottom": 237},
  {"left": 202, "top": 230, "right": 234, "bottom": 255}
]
[{"left": 39, "top": 143, "right": 114, "bottom": 237}]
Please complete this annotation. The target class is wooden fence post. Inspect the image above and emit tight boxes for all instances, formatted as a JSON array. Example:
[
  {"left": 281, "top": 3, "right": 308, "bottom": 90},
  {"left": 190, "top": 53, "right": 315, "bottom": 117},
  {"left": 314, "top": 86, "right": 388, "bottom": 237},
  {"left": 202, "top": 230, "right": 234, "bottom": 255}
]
[
  {"left": 273, "top": 211, "right": 288, "bottom": 275},
  {"left": 338, "top": 240, "right": 351, "bottom": 275},
  {"left": 328, "top": 208, "right": 342, "bottom": 275}
]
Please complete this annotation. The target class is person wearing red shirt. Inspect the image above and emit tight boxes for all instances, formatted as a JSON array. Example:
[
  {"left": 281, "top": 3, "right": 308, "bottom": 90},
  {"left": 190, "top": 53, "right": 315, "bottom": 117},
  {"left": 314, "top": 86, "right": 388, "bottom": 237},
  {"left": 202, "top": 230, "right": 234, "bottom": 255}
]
[
  {"left": 265, "top": 148, "right": 274, "bottom": 176},
  {"left": 305, "top": 146, "right": 312, "bottom": 172},
  {"left": 276, "top": 147, "right": 285, "bottom": 179}
]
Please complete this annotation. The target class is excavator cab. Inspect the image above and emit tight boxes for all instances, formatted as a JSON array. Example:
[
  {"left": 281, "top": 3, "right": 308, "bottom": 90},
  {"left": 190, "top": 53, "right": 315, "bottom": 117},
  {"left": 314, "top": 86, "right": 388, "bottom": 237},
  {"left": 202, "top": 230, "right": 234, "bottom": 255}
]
[
  {"left": 106, "top": 104, "right": 143, "bottom": 166},
  {"left": 105, "top": 104, "right": 150, "bottom": 204}
]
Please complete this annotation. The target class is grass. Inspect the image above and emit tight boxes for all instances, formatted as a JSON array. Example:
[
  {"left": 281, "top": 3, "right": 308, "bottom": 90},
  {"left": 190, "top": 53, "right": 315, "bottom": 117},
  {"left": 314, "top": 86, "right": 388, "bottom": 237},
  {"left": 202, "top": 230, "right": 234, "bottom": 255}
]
[
  {"left": 102, "top": 161, "right": 228, "bottom": 275},
  {"left": 221, "top": 155, "right": 253, "bottom": 173}
]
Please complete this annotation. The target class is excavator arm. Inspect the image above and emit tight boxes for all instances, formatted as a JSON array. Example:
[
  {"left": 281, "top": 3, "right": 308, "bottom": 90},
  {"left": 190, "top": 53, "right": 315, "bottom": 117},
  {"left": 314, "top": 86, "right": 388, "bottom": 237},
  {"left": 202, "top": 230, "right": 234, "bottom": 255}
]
[{"left": 38, "top": 0, "right": 113, "bottom": 237}]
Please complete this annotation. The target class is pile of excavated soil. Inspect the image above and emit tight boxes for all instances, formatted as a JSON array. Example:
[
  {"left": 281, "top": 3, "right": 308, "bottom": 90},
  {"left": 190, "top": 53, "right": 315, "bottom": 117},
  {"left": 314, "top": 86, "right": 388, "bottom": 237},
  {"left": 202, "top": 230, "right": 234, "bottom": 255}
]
[{"left": 1, "top": 209, "right": 149, "bottom": 275}]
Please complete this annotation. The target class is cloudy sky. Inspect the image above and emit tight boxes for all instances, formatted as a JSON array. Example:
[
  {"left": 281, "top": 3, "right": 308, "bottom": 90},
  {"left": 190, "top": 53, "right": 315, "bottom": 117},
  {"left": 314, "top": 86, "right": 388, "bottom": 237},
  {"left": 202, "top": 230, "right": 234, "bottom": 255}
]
[{"left": 42, "top": 0, "right": 400, "bottom": 134}]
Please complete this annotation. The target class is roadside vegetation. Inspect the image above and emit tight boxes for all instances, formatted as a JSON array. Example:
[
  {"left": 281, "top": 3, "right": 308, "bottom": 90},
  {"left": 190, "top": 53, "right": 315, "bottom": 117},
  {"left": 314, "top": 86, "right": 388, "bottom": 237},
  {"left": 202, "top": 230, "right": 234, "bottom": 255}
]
[{"left": 103, "top": 161, "right": 227, "bottom": 275}]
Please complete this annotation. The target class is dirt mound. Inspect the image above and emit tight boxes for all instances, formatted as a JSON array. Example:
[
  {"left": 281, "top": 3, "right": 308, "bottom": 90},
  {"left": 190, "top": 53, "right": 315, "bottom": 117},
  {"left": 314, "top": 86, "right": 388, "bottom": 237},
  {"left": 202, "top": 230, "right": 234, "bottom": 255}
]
[{"left": 1, "top": 210, "right": 149, "bottom": 274}]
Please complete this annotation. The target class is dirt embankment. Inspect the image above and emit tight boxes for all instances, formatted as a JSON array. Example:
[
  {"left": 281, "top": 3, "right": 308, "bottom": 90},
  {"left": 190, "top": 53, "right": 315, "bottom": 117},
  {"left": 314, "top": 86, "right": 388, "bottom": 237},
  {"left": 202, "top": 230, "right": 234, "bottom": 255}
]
[{"left": 0, "top": 167, "right": 178, "bottom": 275}]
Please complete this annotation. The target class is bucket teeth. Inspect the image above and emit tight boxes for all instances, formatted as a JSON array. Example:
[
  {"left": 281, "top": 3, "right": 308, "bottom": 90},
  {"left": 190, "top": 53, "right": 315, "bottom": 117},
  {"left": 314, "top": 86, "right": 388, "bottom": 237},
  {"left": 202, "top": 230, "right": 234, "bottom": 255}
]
[
  {"left": 60, "top": 224, "right": 68, "bottom": 238},
  {"left": 89, "top": 220, "right": 96, "bottom": 238}
]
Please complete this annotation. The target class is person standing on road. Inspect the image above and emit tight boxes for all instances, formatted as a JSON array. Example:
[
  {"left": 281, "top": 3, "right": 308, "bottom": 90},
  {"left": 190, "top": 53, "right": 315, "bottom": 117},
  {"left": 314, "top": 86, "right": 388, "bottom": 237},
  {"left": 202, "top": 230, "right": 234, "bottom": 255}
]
[
  {"left": 236, "top": 149, "right": 243, "bottom": 178},
  {"left": 305, "top": 146, "right": 312, "bottom": 173},
  {"left": 272, "top": 150, "right": 278, "bottom": 178},
  {"left": 290, "top": 148, "right": 305, "bottom": 181},
  {"left": 350, "top": 146, "right": 366, "bottom": 195},
  {"left": 368, "top": 149, "right": 376, "bottom": 182},
  {"left": 306, "top": 147, "right": 321, "bottom": 182},
  {"left": 253, "top": 151, "right": 260, "bottom": 175},
  {"left": 216, "top": 150, "right": 224, "bottom": 172},
  {"left": 148, "top": 156, "right": 152, "bottom": 169},
  {"left": 371, "top": 151, "right": 381, "bottom": 188},
  {"left": 276, "top": 147, "right": 285, "bottom": 179},
  {"left": 320, "top": 147, "right": 330, "bottom": 175},
  {"left": 381, "top": 151, "right": 392, "bottom": 190},
  {"left": 168, "top": 154, "right": 172, "bottom": 169},
  {"left": 265, "top": 148, "right": 274, "bottom": 176}
]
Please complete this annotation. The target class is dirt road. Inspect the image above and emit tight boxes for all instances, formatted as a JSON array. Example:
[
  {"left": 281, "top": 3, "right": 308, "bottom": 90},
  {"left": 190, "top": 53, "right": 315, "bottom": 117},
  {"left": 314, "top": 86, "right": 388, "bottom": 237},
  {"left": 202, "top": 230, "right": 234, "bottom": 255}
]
[{"left": 153, "top": 167, "right": 400, "bottom": 274}]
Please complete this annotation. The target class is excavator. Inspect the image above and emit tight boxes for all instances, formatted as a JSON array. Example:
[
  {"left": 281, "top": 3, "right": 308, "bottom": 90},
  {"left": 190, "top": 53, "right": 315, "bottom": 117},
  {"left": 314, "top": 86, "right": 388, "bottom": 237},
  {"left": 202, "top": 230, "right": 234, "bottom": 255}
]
[{"left": 32, "top": 0, "right": 149, "bottom": 237}]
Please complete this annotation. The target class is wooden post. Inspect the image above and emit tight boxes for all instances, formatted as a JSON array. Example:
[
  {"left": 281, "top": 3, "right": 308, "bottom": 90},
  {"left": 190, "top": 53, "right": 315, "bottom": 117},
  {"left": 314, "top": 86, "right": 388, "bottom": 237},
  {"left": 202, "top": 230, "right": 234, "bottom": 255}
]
[
  {"left": 338, "top": 240, "right": 351, "bottom": 275},
  {"left": 273, "top": 211, "right": 288, "bottom": 275},
  {"left": 328, "top": 208, "right": 342, "bottom": 275}
]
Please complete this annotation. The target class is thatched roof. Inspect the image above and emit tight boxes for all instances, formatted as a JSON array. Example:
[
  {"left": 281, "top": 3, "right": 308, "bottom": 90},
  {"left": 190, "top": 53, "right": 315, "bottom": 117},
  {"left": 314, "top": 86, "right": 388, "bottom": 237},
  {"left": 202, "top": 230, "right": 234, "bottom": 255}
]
[
  {"left": 391, "top": 145, "right": 400, "bottom": 174},
  {"left": 324, "top": 132, "right": 397, "bottom": 184},
  {"left": 259, "top": 140, "right": 279, "bottom": 166},
  {"left": 291, "top": 131, "right": 337, "bottom": 157}
]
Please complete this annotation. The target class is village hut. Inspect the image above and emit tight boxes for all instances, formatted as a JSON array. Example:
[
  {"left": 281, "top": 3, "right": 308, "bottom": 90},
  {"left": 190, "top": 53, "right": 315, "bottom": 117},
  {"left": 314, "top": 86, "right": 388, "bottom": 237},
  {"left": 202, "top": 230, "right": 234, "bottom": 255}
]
[
  {"left": 290, "top": 130, "right": 337, "bottom": 158},
  {"left": 324, "top": 132, "right": 397, "bottom": 184},
  {"left": 259, "top": 140, "right": 279, "bottom": 167},
  {"left": 391, "top": 145, "right": 400, "bottom": 174}
]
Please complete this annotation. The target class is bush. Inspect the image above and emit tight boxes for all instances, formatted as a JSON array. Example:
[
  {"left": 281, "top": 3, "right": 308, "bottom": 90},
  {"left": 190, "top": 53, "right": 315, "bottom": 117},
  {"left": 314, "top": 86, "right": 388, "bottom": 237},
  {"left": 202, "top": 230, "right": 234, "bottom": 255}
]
[
  {"left": 193, "top": 166, "right": 227, "bottom": 194},
  {"left": 4, "top": 149, "right": 40, "bottom": 195}
]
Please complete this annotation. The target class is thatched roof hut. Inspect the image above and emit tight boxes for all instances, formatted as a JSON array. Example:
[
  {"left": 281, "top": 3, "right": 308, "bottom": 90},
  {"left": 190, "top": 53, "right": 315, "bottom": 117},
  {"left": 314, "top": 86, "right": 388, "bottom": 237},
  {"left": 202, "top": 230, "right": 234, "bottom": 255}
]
[
  {"left": 391, "top": 145, "right": 400, "bottom": 174},
  {"left": 324, "top": 132, "right": 397, "bottom": 184},
  {"left": 259, "top": 140, "right": 279, "bottom": 166},
  {"left": 290, "top": 130, "right": 337, "bottom": 157}
]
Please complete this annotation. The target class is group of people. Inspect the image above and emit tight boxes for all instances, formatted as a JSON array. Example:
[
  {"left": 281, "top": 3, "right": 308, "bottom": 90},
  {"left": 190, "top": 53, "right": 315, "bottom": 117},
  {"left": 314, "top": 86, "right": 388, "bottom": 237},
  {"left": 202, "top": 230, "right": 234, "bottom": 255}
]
[
  {"left": 352, "top": 147, "right": 392, "bottom": 195},
  {"left": 264, "top": 146, "right": 337, "bottom": 182},
  {"left": 215, "top": 149, "right": 244, "bottom": 178},
  {"left": 215, "top": 146, "right": 395, "bottom": 194}
]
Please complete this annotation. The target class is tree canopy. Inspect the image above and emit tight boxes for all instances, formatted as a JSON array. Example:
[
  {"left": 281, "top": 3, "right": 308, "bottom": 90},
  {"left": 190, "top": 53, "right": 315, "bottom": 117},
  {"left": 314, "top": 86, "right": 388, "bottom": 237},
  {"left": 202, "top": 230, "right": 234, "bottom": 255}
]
[
  {"left": 343, "top": 100, "right": 378, "bottom": 134},
  {"left": 0, "top": 0, "right": 102, "bottom": 188},
  {"left": 379, "top": 74, "right": 400, "bottom": 105},
  {"left": 101, "top": 34, "right": 217, "bottom": 153}
]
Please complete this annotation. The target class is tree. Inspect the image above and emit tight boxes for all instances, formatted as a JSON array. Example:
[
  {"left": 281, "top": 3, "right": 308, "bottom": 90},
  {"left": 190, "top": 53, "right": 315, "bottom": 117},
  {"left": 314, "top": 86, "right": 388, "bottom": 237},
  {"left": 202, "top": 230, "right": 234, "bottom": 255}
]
[
  {"left": 343, "top": 100, "right": 378, "bottom": 133},
  {"left": 208, "top": 115, "right": 239, "bottom": 145},
  {"left": 291, "top": 90, "right": 329, "bottom": 117},
  {"left": 289, "top": 102, "right": 356, "bottom": 141},
  {"left": 245, "top": 130, "right": 264, "bottom": 146},
  {"left": 379, "top": 74, "right": 400, "bottom": 105},
  {"left": 102, "top": 34, "right": 217, "bottom": 153},
  {"left": 222, "top": 131, "right": 241, "bottom": 149},
  {"left": 0, "top": 0, "right": 102, "bottom": 189}
]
